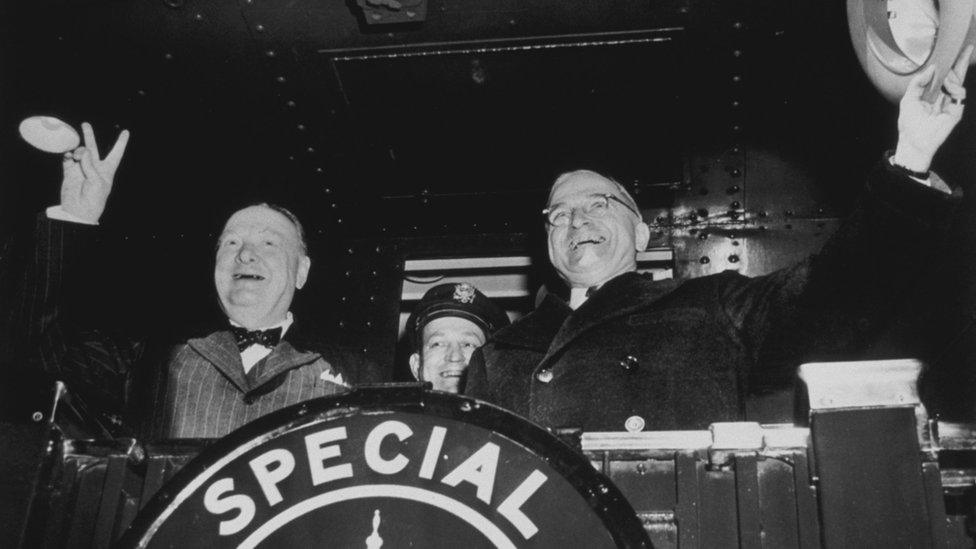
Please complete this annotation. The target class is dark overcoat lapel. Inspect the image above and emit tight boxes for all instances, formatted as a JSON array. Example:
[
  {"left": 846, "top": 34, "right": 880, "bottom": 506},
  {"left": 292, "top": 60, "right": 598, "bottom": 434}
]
[{"left": 539, "top": 273, "right": 681, "bottom": 368}]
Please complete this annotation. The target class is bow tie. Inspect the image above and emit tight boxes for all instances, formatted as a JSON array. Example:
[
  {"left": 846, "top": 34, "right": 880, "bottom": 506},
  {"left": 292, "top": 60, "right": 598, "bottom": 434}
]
[{"left": 230, "top": 326, "right": 283, "bottom": 351}]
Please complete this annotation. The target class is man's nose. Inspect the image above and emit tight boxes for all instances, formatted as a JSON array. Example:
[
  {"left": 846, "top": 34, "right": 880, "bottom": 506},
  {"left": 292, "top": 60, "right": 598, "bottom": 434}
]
[
  {"left": 569, "top": 208, "right": 591, "bottom": 228},
  {"left": 446, "top": 343, "right": 466, "bottom": 362},
  {"left": 236, "top": 243, "right": 257, "bottom": 263}
]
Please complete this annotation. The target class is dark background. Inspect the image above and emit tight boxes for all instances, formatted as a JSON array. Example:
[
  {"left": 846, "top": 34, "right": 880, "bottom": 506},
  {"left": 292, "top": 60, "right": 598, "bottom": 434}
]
[{"left": 1, "top": 0, "right": 975, "bottom": 413}]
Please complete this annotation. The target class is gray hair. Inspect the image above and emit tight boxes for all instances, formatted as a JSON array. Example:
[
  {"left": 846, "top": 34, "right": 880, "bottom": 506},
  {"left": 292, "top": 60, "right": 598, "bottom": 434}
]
[
  {"left": 220, "top": 202, "right": 309, "bottom": 257},
  {"left": 547, "top": 169, "right": 641, "bottom": 219}
]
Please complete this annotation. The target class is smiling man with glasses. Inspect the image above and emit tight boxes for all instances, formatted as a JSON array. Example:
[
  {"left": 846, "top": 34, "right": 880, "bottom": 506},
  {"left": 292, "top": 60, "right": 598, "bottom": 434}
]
[{"left": 465, "top": 60, "right": 970, "bottom": 433}]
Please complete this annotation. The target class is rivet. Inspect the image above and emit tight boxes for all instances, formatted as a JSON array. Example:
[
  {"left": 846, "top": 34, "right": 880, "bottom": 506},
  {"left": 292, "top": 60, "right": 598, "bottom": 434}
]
[
  {"left": 338, "top": 320, "right": 346, "bottom": 328},
  {"left": 730, "top": 168, "right": 741, "bottom": 177},
  {"left": 733, "top": 21, "right": 743, "bottom": 30},
  {"left": 297, "top": 124, "right": 306, "bottom": 130},
  {"left": 732, "top": 75, "right": 741, "bottom": 83},
  {"left": 344, "top": 270, "right": 352, "bottom": 278},
  {"left": 699, "top": 256, "right": 710, "bottom": 264},
  {"left": 728, "top": 254, "right": 740, "bottom": 263},
  {"left": 286, "top": 100, "right": 296, "bottom": 108},
  {"left": 164, "top": 53, "right": 173, "bottom": 60},
  {"left": 276, "top": 76, "right": 286, "bottom": 83},
  {"left": 730, "top": 201, "right": 740, "bottom": 209},
  {"left": 265, "top": 50, "right": 276, "bottom": 58},
  {"left": 306, "top": 147, "right": 315, "bottom": 154},
  {"left": 255, "top": 24, "right": 265, "bottom": 32},
  {"left": 336, "top": 218, "right": 343, "bottom": 224},
  {"left": 698, "top": 232, "right": 708, "bottom": 240},
  {"left": 194, "top": 13, "right": 203, "bottom": 20},
  {"left": 733, "top": 49, "right": 743, "bottom": 57},
  {"left": 727, "top": 185, "right": 740, "bottom": 193},
  {"left": 31, "top": 412, "right": 44, "bottom": 422},
  {"left": 536, "top": 369, "right": 554, "bottom": 383},
  {"left": 618, "top": 355, "right": 640, "bottom": 371},
  {"left": 347, "top": 248, "right": 354, "bottom": 255},
  {"left": 365, "top": 321, "right": 372, "bottom": 328}
]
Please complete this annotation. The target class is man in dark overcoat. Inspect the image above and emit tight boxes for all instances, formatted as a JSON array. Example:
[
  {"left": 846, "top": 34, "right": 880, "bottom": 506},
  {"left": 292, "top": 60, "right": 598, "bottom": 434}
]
[
  {"left": 465, "top": 61, "right": 971, "bottom": 432},
  {"left": 12, "top": 123, "right": 361, "bottom": 439}
]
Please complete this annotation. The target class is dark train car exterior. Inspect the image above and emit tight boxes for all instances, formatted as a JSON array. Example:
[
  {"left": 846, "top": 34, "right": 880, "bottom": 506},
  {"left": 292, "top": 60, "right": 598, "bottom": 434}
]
[{"left": 2, "top": 0, "right": 976, "bottom": 545}]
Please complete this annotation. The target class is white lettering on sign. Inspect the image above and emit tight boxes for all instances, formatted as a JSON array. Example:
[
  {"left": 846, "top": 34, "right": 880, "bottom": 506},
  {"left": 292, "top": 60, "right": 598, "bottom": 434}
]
[
  {"left": 497, "top": 470, "right": 548, "bottom": 539},
  {"left": 418, "top": 426, "right": 447, "bottom": 480},
  {"left": 203, "top": 478, "right": 256, "bottom": 536},
  {"left": 249, "top": 448, "right": 295, "bottom": 506},
  {"left": 364, "top": 420, "right": 413, "bottom": 474},
  {"left": 440, "top": 442, "right": 500, "bottom": 504},
  {"left": 305, "top": 426, "right": 353, "bottom": 486},
  {"left": 201, "top": 420, "right": 549, "bottom": 540}
]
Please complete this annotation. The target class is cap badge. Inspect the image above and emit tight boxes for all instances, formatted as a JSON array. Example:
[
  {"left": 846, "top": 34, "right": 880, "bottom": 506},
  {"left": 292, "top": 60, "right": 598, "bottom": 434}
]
[{"left": 453, "top": 283, "right": 476, "bottom": 304}]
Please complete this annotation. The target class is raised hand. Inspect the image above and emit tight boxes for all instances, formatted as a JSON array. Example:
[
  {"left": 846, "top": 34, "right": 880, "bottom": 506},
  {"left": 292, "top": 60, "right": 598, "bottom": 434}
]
[
  {"left": 894, "top": 45, "right": 972, "bottom": 173},
  {"left": 61, "top": 122, "right": 130, "bottom": 224}
]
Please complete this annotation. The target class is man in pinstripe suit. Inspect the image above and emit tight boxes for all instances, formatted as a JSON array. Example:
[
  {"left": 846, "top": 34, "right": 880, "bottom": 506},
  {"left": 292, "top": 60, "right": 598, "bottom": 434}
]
[{"left": 18, "top": 123, "right": 358, "bottom": 439}]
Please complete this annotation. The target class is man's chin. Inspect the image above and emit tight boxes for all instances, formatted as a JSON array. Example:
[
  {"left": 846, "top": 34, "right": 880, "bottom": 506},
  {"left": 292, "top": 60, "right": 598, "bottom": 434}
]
[{"left": 223, "top": 304, "right": 277, "bottom": 329}]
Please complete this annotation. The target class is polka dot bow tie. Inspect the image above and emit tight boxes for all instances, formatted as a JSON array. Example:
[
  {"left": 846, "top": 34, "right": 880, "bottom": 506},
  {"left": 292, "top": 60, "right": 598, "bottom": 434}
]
[{"left": 230, "top": 326, "right": 283, "bottom": 351}]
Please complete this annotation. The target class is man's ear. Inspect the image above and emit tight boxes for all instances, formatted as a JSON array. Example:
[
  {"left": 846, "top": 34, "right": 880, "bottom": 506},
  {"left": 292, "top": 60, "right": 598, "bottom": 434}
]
[
  {"left": 408, "top": 353, "right": 421, "bottom": 380},
  {"left": 635, "top": 221, "right": 651, "bottom": 251},
  {"left": 295, "top": 256, "right": 311, "bottom": 290}
]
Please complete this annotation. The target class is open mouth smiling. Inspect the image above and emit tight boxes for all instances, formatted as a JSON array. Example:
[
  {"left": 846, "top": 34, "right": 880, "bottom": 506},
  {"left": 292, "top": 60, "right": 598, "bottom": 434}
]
[{"left": 570, "top": 235, "right": 607, "bottom": 251}]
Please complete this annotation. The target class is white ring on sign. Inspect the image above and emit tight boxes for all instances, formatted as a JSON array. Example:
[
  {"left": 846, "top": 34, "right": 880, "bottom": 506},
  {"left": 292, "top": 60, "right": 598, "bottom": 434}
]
[{"left": 238, "top": 484, "right": 517, "bottom": 549}]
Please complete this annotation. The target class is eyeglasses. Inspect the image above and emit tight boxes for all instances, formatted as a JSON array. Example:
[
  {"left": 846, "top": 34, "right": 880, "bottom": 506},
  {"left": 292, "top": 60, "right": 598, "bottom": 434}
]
[{"left": 542, "top": 193, "right": 640, "bottom": 227}]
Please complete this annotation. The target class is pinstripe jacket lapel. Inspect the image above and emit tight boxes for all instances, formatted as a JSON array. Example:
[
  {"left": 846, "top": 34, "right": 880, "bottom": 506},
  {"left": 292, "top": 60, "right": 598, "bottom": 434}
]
[
  {"left": 187, "top": 330, "right": 248, "bottom": 393},
  {"left": 247, "top": 341, "right": 322, "bottom": 390}
]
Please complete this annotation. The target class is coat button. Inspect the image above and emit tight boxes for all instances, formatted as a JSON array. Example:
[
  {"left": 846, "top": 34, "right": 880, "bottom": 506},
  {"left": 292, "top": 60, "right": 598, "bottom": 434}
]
[
  {"left": 618, "top": 355, "right": 640, "bottom": 371},
  {"left": 625, "top": 415, "right": 646, "bottom": 432},
  {"left": 536, "top": 369, "right": 554, "bottom": 383}
]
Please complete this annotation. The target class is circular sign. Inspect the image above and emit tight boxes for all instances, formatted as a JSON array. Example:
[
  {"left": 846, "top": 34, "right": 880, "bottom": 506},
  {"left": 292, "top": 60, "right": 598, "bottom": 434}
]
[
  {"left": 848, "top": 0, "right": 976, "bottom": 102},
  {"left": 120, "top": 386, "right": 652, "bottom": 548}
]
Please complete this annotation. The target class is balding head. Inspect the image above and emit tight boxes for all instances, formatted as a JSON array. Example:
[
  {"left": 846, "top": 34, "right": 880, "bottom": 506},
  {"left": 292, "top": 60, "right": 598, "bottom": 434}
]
[{"left": 544, "top": 170, "right": 649, "bottom": 288}]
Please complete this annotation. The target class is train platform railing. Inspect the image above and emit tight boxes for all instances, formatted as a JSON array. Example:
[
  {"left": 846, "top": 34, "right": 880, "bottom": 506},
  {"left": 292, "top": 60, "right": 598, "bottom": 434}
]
[{"left": 8, "top": 359, "right": 976, "bottom": 547}]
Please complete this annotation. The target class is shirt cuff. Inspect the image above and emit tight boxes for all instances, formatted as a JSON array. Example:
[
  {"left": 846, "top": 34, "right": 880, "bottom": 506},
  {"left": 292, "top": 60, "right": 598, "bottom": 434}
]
[{"left": 46, "top": 205, "right": 97, "bottom": 225}]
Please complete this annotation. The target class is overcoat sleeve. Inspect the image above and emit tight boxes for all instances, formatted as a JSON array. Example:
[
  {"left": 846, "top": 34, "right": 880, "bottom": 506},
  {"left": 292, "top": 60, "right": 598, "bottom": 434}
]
[
  {"left": 8, "top": 215, "right": 142, "bottom": 424},
  {"left": 716, "top": 156, "right": 961, "bottom": 396}
]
